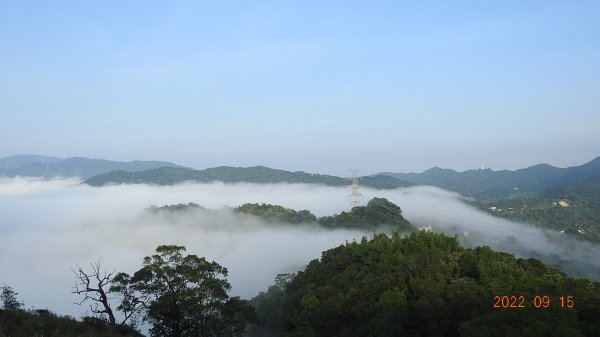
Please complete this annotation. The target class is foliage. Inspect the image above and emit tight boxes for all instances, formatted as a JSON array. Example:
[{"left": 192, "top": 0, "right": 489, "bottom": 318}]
[
  {"left": 0, "top": 285, "right": 22, "bottom": 311},
  {"left": 318, "top": 197, "right": 412, "bottom": 230},
  {"left": 0, "top": 309, "right": 142, "bottom": 337},
  {"left": 148, "top": 202, "right": 204, "bottom": 213},
  {"left": 381, "top": 156, "right": 600, "bottom": 199},
  {"left": 250, "top": 231, "right": 600, "bottom": 337},
  {"left": 245, "top": 274, "right": 295, "bottom": 337},
  {"left": 111, "top": 245, "right": 255, "bottom": 337},
  {"left": 84, "top": 166, "right": 412, "bottom": 189},
  {"left": 357, "top": 175, "right": 413, "bottom": 189},
  {"left": 471, "top": 176, "right": 600, "bottom": 243},
  {"left": 0, "top": 284, "right": 141, "bottom": 337},
  {"left": 235, "top": 203, "right": 317, "bottom": 224},
  {"left": 148, "top": 198, "right": 411, "bottom": 231}
]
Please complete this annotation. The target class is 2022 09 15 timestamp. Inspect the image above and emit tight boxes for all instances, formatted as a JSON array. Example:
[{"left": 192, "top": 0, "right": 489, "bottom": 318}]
[{"left": 493, "top": 295, "right": 574, "bottom": 309}]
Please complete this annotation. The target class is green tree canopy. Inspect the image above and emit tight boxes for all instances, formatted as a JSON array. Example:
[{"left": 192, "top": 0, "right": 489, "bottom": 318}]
[
  {"left": 111, "top": 245, "right": 255, "bottom": 337},
  {"left": 235, "top": 203, "right": 318, "bottom": 224},
  {"left": 249, "top": 231, "right": 600, "bottom": 337},
  {"left": 318, "top": 197, "right": 412, "bottom": 230},
  {"left": 0, "top": 285, "right": 22, "bottom": 311}
]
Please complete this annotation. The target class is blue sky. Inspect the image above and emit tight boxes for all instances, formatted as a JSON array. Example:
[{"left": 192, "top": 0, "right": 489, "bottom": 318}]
[{"left": 1, "top": 1, "right": 599, "bottom": 175}]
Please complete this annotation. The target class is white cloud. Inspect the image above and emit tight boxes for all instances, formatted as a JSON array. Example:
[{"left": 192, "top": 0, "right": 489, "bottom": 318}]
[{"left": 0, "top": 178, "right": 598, "bottom": 320}]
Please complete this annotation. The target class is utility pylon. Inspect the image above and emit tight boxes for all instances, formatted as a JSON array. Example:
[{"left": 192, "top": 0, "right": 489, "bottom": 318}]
[{"left": 349, "top": 169, "right": 362, "bottom": 209}]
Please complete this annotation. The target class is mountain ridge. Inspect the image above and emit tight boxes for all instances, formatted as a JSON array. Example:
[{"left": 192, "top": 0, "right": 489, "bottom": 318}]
[
  {"left": 0, "top": 155, "right": 182, "bottom": 180},
  {"left": 0, "top": 154, "right": 63, "bottom": 169},
  {"left": 84, "top": 165, "right": 413, "bottom": 190},
  {"left": 5, "top": 154, "right": 599, "bottom": 197},
  {"left": 378, "top": 156, "right": 600, "bottom": 199}
]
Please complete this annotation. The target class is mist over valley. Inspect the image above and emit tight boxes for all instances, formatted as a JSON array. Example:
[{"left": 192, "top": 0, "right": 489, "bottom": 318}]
[
  {"left": 2, "top": 175, "right": 599, "bottom": 320},
  {"left": 3, "top": 2, "right": 600, "bottom": 334}
]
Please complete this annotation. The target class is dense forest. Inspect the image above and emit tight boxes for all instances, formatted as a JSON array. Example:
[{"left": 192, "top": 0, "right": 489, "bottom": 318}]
[
  {"left": 3, "top": 230, "right": 600, "bottom": 336},
  {"left": 247, "top": 231, "right": 600, "bottom": 337},
  {"left": 1, "top": 246, "right": 256, "bottom": 337},
  {"left": 147, "top": 202, "right": 204, "bottom": 213},
  {"left": 317, "top": 198, "right": 412, "bottom": 230},
  {"left": 148, "top": 198, "right": 413, "bottom": 231},
  {"left": 84, "top": 166, "right": 412, "bottom": 189},
  {"left": 235, "top": 203, "right": 318, "bottom": 224},
  {"left": 0, "top": 310, "right": 142, "bottom": 337},
  {"left": 0, "top": 285, "right": 142, "bottom": 337},
  {"left": 3, "top": 196, "right": 600, "bottom": 336},
  {"left": 471, "top": 176, "right": 600, "bottom": 243},
  {"left": 379, "top": 156, "right": 600, "bottom": 199}
]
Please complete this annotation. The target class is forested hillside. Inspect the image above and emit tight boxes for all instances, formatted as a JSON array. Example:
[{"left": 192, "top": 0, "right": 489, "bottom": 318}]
[
  {"left": 247, "top": 231, "right": 600, "bottom": 337},
  {"left": 0, "top": 284, "right": 141, "bottom": 337},
  {"left": 0, "top": 155, "right": 181, "bottom": 180},
  {"left": 379, "top": 156, "right": 600, "bottom": 199},
  {"left": 0, "top": 310, "right": 142, "bottom": 337},
  {"left": 318, "top": 197, "right": 412, "bottom": 230},
  {"left": 471, "top": 176, "right": 600, "bottom": 243},
  {"left": 3, "top": 225, "right": 600, "bottom": 336},
  {"left": 147, "top": 202, "right": 204, "bottom": 213},
  {"left": 85, "top": 166, "right": 412, "bottom": 189},
  {"left": 150, "top": 198, "right": 413, "bottom": 231},
  {"left": 235, "top": 203, "right": 318, "bottom": 224}
]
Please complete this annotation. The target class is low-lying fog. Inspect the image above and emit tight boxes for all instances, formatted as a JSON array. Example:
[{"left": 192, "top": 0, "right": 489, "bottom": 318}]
[{"left": 1, "top": 177, "right": 599, "bottom": 319}]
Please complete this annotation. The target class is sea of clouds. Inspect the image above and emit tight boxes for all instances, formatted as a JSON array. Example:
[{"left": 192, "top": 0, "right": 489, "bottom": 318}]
[{"left": 1, "top": 177, "right": 599, "bottom": 320}]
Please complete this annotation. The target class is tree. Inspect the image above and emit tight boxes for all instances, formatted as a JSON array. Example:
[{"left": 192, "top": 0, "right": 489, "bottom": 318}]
[
  {"left": 112, "top": 245, "right": 255, "bottom": 337},
  {"left": 318, "top": 197, "right": 412, "bottom": 230},
  {"left": 72, "top": 261, "right": 143, "bottom": 329},
  {"left": 72, "top": 261, "right": 118, "bottom": 324},
  {"left": 268, "top": 230, "right": 600, "bottom": 337},
  {"left": 235, "top": 203, "right": 317, "bottom": 224},
  {"left": 0, "top": 285, "right": 22, "bottom": 310}
]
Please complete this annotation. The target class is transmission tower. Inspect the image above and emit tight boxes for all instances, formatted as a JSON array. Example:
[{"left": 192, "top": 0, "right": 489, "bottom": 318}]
[
  {"left": 349, "top": 169, "right": 362, "bottom": 209},
  {"left": 75, "top": 167, "right": 82, "bottom": 181}
]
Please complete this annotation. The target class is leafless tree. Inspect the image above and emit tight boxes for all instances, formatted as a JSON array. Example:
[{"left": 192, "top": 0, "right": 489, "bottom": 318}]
[
  {"left": 72, "top": 261, "right": 143, "bottom": 326},
  {"left": 72, "top": 261, "right": 118, "bottom": 325}
]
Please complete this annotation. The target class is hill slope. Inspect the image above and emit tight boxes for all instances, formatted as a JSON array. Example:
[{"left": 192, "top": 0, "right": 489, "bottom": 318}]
[
  {"left": 379, "top": 156, "right": 600, "bottom": 199},
  {"left": 234, "top": 198, "right": 413, "bottom": 231},
  {"left": 248, "top": 230, "right": 600, "bottom": 337},
  {"left": 318, "top": 197, "right": 412, "bottom": 230},
  {"left": 85, "top": 166, "right": 413, "bottom": 189},
  {"left": 471, "top": 176, "right": 600, "bottom": 243},
  {"left": 0, "top": 154, "right": 62, "bottom": 169},
  {"left": 0, "top": 309, "right": 142, "bottom": 337},
  {"left": 0, "top": 155, "right": 182, "bottom": 180}
]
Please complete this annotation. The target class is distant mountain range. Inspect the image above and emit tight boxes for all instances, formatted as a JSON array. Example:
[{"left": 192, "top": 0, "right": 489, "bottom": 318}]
[
  {"left": 0, "top": 154, "right": 412, "bottom": 189},
  {"left": 0, "top": 154, "right": 62, "bottom": 169},
  {"left": 378, "top": 156, "right": 600, "bottom": 199},
  {"left": 4, "top": 154, "right": 599, "bottom": 197},
  {"left": 84, "top": 166, "right": 413, "bottom": 189},
  {"left": 0, "top": 155, "right": 182, "bottom": 180}
]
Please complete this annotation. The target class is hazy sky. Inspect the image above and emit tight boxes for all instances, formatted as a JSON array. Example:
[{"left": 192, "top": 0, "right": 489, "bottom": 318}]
[{"left": 1, "top": 1, "right": 599, "bottom": 175}]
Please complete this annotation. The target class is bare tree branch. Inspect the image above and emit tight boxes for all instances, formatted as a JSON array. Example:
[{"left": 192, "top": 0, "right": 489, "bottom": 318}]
[{"left": 71, "top": 260, "right": 117, "bottom": 325}]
